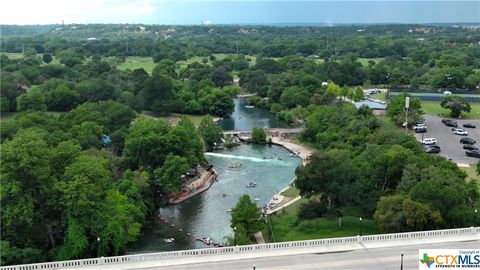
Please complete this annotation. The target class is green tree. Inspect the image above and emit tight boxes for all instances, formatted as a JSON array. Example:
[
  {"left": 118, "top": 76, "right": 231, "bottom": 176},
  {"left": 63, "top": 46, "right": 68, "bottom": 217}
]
[
  {"left": 250, "top": 127, "right": 267, "bottom": 144},
  {"left": 17, "top": 90, "right": 47, "bottom": 112},
  {"left": 153, "top": 154, "right": 190, "bottom": 195},
  {"left": 374, "top": 195, "right": 443, "bottom": 233},
  {"left": 0, "top": 96, "right": 10, "bottom": 112},
  {"left": 208, "top": 89, "right": 235, "bottom": 117},
  {"left": 440, "top": 95, "right": 471, "bottom": 118},
  {"left": 198, "top": 115, "right": 223, "bottom": 151},
  {"left": 70, "top": 121, "right": 103, "bottom": 149},
  {"left": 352, "top": 88, "right": 364, "bottom": 102},
  {"left": 46, "top": 84, "right": 80, "bottom": 111},
  {"left": 231, "top": 195, "right": 265, "bottom": 236},
  {"left": 42, "top": 53, "right": 53, "bottom": 64},
  {"left": 210, "top": 67, "right": 233, "bottom": 88},
  {"left": 387, "top": 94, "right": 423, "bottom": 127},
  {"left": 123, "top": 118, "right": 171, "bottom": 168},
  {"left": 140, "top": 74, "right": 174, "bottom": 114}
]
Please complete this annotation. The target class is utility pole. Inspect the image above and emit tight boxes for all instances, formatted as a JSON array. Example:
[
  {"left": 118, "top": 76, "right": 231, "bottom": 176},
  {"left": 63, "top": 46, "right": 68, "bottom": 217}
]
[
  {"left": 400, "top": 252, "right": 404, "bottom": 270},
  {"left": 405, "top": 96, "right": 410, "bottom": 133}
]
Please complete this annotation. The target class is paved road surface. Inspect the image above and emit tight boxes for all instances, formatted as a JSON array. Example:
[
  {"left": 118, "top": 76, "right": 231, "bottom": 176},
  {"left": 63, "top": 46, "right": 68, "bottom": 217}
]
[
  {"left": 133, "top": 240, "right": 479, "bottom": 270},
  {"left": 415, "top": 115, "right": 480, "bottom": 164}
]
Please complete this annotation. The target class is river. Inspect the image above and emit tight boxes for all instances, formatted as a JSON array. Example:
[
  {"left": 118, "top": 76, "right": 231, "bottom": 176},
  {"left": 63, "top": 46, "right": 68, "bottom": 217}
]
[
  {"left": 218, "top": 97, "right": 289, "bottom": 130},
  {"left": 127, "top": 98, "right": 298, "bottom": 253}
]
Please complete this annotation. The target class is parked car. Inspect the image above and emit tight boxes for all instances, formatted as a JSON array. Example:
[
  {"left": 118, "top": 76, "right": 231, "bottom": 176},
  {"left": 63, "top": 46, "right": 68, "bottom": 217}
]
[
  {"left": 463, "top": 145, "right": 479, "bottom": 151},
  {"left": 452, "top": 128, "right": 468, "bottom": 136},
  {"left": 415, "top": 127, "right": 427, "bottom": 133},
  {"left": 413, "top": 124, "right": 427, "bottom": 130},
  {"left": 466, "top": 150, "right": 480, "bottom": 158},
  {"left": 422, "top": 138, "right": 437, "bottom": 145},
  {"left": 463, "top": 123, "right": 476, "bottom": 128},
  {"left": 460, "top": 137, "right": 476, "bottom": 145},
  {"left": 425, "top": 145, "right": 441, "bottom": 153},
  {"left": 444, "top": 120, "right": 458, "bottom": 127}
]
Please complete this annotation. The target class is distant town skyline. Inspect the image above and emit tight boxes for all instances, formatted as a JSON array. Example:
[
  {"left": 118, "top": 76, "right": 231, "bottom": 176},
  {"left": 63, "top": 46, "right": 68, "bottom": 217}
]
[{"left": 1, "top": 1, "right": 479, "bottom": 25}]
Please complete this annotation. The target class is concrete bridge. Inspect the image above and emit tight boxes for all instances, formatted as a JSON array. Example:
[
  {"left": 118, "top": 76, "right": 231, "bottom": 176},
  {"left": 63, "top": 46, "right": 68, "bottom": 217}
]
[
  {"left": 223, "top": 128, "right": 304, "bottom": 138},
  {"left": 2, "top": 227, "right": 479, "bottom": 270}
]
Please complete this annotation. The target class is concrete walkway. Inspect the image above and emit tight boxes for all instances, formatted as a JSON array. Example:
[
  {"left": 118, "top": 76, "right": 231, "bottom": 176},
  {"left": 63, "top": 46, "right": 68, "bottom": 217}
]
[{"left": 265, "top": 196, "right": 302, "bottom": 215}]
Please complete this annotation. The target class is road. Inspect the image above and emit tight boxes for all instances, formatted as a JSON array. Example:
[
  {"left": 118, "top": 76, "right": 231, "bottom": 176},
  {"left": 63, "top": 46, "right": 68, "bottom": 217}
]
[
  {"left": 415, "top": 115, "right": 480, "bottom": 164},
  {"left": 134, "top": 240, "right": 480, "bottom": 270}
]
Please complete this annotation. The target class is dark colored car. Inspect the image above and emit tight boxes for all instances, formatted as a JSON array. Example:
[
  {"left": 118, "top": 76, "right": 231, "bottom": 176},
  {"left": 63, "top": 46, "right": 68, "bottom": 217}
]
[
  {"left": 463, "top": 145, "right": 479, "bottom": 151},
  {"left": 466, "top": 150, "right": 480, "bottom": 158},
  {"left": 441, "top": 119, "right": 448, "bottom": 124},
  {"left": 425, "top": 145, "right": 441, "bottom": 153},
  {"left": 460, "top": 137, "right": 476, "bottom": 145},
  {"left": 415, "top": 127, "right": 427, "bottom": 133},
  {"left": 463, "top": 123, "right": 476, "bottom": 128},
  {"left": 444, "top": 120, "right": 458, "bottom": 127}
]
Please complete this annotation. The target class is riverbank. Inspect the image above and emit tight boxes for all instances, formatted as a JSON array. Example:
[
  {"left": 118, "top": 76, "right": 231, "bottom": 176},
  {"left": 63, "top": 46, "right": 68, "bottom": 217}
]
[
  {"left": 263, "top": 138, "right": 315, "bottom": 215},
  {"left": 270, "top": 137, "right": 315, "bottom": 166},
  {"left": 169, "top": 170, "right": 218, "bottom": 204}
]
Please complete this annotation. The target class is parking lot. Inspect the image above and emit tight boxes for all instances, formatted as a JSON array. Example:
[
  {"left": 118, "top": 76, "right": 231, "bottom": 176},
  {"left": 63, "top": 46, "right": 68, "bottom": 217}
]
[{"left": 414, "top": 115, "right": 480, "bottom": 165}]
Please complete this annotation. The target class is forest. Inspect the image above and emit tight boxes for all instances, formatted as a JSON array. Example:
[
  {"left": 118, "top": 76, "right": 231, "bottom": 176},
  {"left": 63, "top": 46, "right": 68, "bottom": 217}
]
[{"left": 1, "top": 23, "right": 479, "bottom": 265}]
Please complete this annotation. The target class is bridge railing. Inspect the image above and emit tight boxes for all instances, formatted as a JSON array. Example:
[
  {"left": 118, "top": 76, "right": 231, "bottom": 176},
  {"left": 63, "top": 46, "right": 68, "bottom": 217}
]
[{"left": 1, "top": 227, "right": 478, "bottom": 270}]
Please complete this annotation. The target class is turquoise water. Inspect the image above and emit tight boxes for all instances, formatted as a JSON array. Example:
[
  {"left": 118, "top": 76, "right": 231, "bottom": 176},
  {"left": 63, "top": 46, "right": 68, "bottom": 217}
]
[
  {"left": 218, "top": 98, "right": 288, "bottom": 130},
  {"left": 126, "top": 98, "right": 298, "bottom": 254},
  {"left": 127, "top": 144, "right": 300, "bottom": 253}
]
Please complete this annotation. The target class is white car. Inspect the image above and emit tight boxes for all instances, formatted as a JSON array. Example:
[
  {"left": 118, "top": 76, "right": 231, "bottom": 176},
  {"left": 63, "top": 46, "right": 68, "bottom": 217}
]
[
  {"left": 413, "top": 124, "right": 427, "bottom": 130},
  {"left": 452, "top": 128, "right": 468, "bottom": 136},
  {"left": 422, "top": 138, "right": 437, "bottom": 145}
]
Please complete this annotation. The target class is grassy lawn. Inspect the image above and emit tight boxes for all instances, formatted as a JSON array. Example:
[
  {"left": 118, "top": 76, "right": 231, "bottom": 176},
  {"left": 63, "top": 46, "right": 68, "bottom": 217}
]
[
  {"left": 139, "top": 112, "right": 207, "bottom": 126},
  {"left": 358, "top": 57, "right": 384, "bottom": 67},
  {"left": 176, "top": 53, "right": 257, "bottom": 70},
  {"left": 371, "top": 92, "right": 386, "bottom": 101},
  {"left": 421, "top": 101, "right": 480, "bottom": 119},
  {"left": 3, "top": 52, "right": 25, "bottom": 60},
  {"left": 462, "top": 166, "right": 479, "bottom": 181},
  {"left": 265, "top": 199, "right": 379, "bottom": 242},
  {"left": 117, "top": 57, "right": 156, "bottom": 74},
  {"left": 280, "top": 187, "right": 300, "bottom": 198}
]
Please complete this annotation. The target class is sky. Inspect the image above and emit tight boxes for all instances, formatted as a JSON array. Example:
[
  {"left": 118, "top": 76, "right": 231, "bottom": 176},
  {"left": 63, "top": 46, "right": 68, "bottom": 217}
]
[{"left": 0, "top": 1, "right": 479, "bottom": 25}]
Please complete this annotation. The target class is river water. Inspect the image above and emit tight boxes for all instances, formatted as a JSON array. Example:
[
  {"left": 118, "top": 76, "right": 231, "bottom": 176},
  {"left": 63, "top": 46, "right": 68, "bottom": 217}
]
[
  {"left": 127, "top": 98, "right": 298, "bottom": 253},
  {"left": 218, "top": 97, "right": 289, "bottom": 130}
]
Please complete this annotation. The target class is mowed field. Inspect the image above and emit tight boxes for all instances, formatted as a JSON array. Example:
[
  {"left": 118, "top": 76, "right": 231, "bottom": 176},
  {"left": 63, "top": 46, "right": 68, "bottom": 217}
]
[
  {"left": 422, "top": 101, "right": 480, "bottom": 119},
  {"left": 117, "top": 54, "right": 257, "bottom": 74},
  {"left": 116, "top": 56, "right": 157, "bottom": 74}
]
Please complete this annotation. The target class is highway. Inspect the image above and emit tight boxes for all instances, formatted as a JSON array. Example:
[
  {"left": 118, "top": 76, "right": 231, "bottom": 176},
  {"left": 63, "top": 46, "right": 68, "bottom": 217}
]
[{"left": 142, "top": 240, "right": 479, "bottom": 270}]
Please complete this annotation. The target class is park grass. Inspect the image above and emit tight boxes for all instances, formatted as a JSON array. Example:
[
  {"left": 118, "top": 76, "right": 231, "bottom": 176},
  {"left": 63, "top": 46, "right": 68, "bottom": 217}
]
[
  {"left": 265, "top": 199, "right": 379, "bottom": 242},
  {"left": 139, "top": 111, "right": 207, "bottom": 126},
  {"left": 3, "top": 52, "right": 25, "bottom": 60},
  {"left": 371, "top": 92, "right": 387, "bottom": 101},
  {"left": 117, "top": 57, "right": 156, "bottom": 74},
  {"left": 176, "top": 53, "right": 257, "bottom": 70},
  {"left": 421, "top": 101, "right": 480, "bottom": 119},
  {"left": 462, "top": 166, "right": 479, "bottom": 181},
  {"left": 357, "top": 57, "right": 384, "bottom": 67},
  {"left": 280, "top": 187, "right": 300, "bottom": 198}
]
